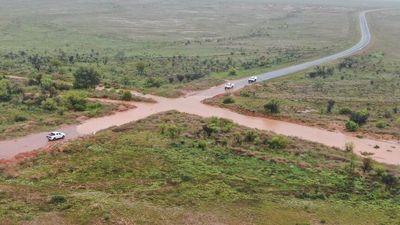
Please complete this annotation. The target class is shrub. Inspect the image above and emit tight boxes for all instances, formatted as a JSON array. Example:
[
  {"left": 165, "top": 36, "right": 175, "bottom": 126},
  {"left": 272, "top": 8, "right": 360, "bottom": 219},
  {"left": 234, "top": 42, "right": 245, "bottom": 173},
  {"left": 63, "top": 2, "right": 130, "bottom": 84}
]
[
  {"left": 62, "top": 91, "right": 87, "bottom": 111},
  {"left": 54, "top": 81, "right": 72, "bottom": 91},
  {"left": 375, "top": 120, "right": 387, "bottom": 129},
  {"left": 14, "top": 115, "right": 27, "bottom": 122},
  {"left": 350, "top": 109, "right": 369, "bottom": 125},
  {"left": 73, "top": 66, "right": 101, "bottom": 89},
  {"left": 344, "top": 142, "right": 354, "bottom": 152},
  {"left": 50, "top": 195, "right": 66, "bottom": 204},
  {"left": 268, "top": 135, "right": 289, "bottom": 149},
  {"left": 264, "top": 99, "right": 280, "bottom": 114},
  {"left": 326, "top": 99, "right": 335, "bottom": 113},
  {"left": 197, "top": 140, "right": 207, "bottom": 150},
  {"left": 345, "top": 120, "right": 359, "bottom": 132},
  {"left": 160, "top": 124, "right": 181, "bottom": 139},
  {"left": 206, "top": 117, "right": 234, "bottom": 134},
  {"left": 0, "top": 79, "right": 11, "bottom": 101},
  {"left": 136, "top": 61, "right": 145, "bottom": 75},
  {"left": 396, "top": 117, "right": 400, "bottom": 126},
  {"left": 121, "top": 91, "right": 133, "bottom": 101},
  {"left": 222, "top": 96, "right": 235, "bottom": 104},
  {"left": 144, "top": 77, "right": 162, "bottom": 88},
  {"left": 361, "top": 158, "right": 373, "bottom": 174},
  {"left": 244, "top": 131, "right": 257, "bottom": 143},
  {"left": 228, "top": 67, "right": 237, "bottom": 76},
  {"left": 339, "top": 107, "right": 352, "bottom": 115},
  {"left": 383, "top": 111, "right": 392, "bottom": 119},
  {"left": 41, "top": 98, "right": 58, "bottom": 111},
  {"left": 380, "top": 173, "right": 398, "bottom": 190}
]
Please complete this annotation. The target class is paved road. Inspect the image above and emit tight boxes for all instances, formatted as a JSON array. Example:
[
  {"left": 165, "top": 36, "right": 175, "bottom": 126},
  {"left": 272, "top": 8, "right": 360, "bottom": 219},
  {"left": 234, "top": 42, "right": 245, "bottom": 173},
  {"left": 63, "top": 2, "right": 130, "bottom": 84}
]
[{"left": 3, "top": 10, "right": 399, "bottom": 165}]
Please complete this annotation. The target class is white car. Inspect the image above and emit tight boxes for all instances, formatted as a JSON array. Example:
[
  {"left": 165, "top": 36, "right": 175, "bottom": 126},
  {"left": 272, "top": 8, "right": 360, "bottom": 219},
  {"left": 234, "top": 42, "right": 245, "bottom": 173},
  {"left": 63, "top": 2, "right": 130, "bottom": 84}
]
[
  {"left": 47, "top": 132, "right": 66, "bottom": 141},
  {"left": 224, "top": 83, "right": 235, "bottom": 90},
  {"left": 248, "top": 76, "right": 258, "bottom": 83}
]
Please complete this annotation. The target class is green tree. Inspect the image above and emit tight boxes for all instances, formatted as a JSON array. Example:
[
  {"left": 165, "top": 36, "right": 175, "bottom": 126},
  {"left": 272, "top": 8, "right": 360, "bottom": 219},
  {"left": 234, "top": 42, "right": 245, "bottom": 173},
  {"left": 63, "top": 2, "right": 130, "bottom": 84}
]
[{"left": 73, "top": 67, "right": 101, "bottom": 89}]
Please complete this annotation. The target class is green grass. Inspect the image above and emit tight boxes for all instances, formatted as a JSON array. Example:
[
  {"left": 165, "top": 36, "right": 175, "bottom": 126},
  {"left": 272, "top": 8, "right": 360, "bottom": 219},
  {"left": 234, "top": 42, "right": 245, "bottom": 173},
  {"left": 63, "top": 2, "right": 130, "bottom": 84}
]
[{"left": 0, "top": 111, "right": 399, "bottom": 224}]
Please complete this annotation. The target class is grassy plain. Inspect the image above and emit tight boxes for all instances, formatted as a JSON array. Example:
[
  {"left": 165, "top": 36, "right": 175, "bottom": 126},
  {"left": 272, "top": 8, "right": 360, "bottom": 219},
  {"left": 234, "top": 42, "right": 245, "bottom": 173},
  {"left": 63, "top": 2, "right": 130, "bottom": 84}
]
[
  {"left": 0, "top": 0, "right": 362, "bottom": 97},
  {"left": 0, "top": 111, "right": 399, "bottom": 224}
]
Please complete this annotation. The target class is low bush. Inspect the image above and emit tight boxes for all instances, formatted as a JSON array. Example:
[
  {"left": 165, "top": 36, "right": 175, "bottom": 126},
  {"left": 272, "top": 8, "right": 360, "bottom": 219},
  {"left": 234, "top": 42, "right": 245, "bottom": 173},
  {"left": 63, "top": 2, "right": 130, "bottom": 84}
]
[
  {"left": 222, "top": 96, "right": 235, "bottom": 104},
  {"left": 244, "top": 130, "right": 257, "bottom": 143},
  {"left": 264, "top": 99, "right": 280, "bottom": 114},
  {"left": 62, "top": 91, "right": 87, "bottom": 111},
  {"left": 50, "top": 195, "right": 66, "bottom": 204},
  {"left": 339, "top": 107, "right": 352, "bottom": 115},
  {"left": 345, "top": 142, "right": 354, "bottom": 152},
  {"left": 228, "top": 67, "right": 237, "bottom": 76},
  {"left": 396, "top": 117, "right": 400, "bottom": 126},
  {"left": 375, "top": 120, "right": 387, "bottom": 129},
  {"left": 345, "top": 120, "right": 359, "bottom": 132},
  {"left": 268, "top": 135, "right": 289, "bottom": 149},
  {"left": 41, "top": 98, "right": 58, "bottom": 111},
  {"left": 144, "top": 77, "right": 162, "bottom": 88},
  {"left": 121, "top": 91, "right": 133, "bottom": 101},
  {"left": 14, "top": 115, "right": 27, "bottom": 122}
]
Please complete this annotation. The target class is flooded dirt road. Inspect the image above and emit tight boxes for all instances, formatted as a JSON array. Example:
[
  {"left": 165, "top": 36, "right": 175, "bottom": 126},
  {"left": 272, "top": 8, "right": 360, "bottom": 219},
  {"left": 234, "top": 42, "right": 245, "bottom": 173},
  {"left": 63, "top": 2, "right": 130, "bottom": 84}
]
[{"left": 1, "top": 10, "right": 399, "bottom": 165}]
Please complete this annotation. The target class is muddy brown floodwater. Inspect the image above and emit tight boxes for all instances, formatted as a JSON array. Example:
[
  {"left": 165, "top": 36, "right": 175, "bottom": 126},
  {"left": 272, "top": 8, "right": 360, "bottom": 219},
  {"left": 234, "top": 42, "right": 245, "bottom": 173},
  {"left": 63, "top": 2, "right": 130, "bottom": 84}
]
[
  {"left": 1, "top": 91, "right": 399, "bottom": 165},
  {"left": 1, "top": 10, "right": 399, "bottom": 165}
]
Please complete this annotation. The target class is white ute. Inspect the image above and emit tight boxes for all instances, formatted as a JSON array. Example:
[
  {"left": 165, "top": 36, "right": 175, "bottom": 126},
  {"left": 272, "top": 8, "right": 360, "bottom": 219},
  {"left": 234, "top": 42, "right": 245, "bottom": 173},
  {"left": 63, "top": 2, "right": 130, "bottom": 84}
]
[
  {"left": 248, "top": 76, "right": 257, "bottom": 83},
  {"left": 47, "top": 132, "right": 66, "bottom": 141},
  {"left": 224, "top": 82, "right": 235, "bottom": 90}
]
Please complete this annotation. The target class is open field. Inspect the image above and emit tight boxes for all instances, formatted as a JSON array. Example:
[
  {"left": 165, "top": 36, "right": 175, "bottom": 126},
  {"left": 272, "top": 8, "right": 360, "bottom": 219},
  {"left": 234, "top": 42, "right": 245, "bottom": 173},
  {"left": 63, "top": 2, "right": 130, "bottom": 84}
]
[
  {"left": 0, "top": 0, "right": 360, "bottom": 54},
  {"left": 0, "top": 111, "right": 399, "bottom": 224},
  {"left": 206, "top": 9, "right": 400, "bottom": 140},
  {"left": 0, "top": 0, "right": 366, "bottom": 97}
]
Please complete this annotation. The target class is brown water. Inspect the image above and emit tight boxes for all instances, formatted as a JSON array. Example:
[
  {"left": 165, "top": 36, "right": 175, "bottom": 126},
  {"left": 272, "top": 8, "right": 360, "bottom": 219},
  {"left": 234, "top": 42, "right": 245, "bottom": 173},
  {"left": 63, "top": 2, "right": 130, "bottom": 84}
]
[{"left": 2, "top": 90, "right": 399, "bottom": 165}]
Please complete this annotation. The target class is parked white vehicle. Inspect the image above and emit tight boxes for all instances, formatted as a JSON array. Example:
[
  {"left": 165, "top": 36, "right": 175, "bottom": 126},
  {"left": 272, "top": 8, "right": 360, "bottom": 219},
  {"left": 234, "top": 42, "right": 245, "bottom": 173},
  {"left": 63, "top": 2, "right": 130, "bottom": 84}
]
[
  {"left": 248, "top": 76, "right": 257, "bottom": 83},
  {"left": 47, "top": 132, "right": 66, "bottom": 141},
  {"left": 224, "top": 82, "right": 235, "bottom": 90}
]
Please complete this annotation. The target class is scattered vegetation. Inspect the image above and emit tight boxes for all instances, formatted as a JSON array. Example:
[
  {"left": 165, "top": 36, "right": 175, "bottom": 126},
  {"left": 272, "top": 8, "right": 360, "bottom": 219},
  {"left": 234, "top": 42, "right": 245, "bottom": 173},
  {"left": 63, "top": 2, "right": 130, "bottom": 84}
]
[
  {"left": 206, "top": 54, "right": 400, "bottom": 139},
  {"left": 0, "top": 112, "right": 398, "bottom": 224}
]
